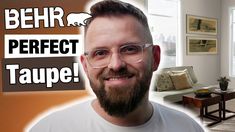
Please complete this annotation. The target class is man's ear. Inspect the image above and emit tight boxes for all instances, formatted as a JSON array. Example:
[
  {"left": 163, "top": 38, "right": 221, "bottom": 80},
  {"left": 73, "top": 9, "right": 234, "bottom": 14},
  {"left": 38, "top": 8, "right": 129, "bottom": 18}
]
[
  {"left": 152, "top": 45, "right": 161, "bottom": 71},
  {"left": 80, "top": 55, "right": 88, "bottom": 75}
]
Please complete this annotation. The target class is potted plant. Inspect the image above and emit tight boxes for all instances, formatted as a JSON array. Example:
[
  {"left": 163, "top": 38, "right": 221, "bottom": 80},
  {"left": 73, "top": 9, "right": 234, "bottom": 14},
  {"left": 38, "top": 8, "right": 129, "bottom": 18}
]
[{"left": 217, "top": 76, "right": 230, "bottom": 91}]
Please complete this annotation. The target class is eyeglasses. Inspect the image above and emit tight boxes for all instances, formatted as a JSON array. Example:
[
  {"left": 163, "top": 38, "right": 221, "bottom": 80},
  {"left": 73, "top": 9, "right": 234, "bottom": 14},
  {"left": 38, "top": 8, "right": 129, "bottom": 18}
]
[{"left": 84, "top": 43, "right": 152, "bottom": 68}]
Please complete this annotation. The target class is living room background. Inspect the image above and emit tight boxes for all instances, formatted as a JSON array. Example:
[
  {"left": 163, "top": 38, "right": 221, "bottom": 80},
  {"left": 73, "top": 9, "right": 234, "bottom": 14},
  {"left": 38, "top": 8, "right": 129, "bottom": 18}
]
[{"left": 141, "top": 0, "right": 222, "bottom": 86}]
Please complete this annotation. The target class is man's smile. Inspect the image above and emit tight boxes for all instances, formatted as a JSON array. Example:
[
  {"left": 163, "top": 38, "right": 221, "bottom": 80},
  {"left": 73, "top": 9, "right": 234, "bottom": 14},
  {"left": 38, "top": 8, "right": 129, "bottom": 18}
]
[{"left": 103, "top": 74, "right": 135, "bottom": 86}]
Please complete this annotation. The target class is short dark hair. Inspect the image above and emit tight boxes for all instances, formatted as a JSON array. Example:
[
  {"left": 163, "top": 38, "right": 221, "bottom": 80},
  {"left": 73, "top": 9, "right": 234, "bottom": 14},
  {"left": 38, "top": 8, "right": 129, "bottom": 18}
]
[{"left": 85, "top": 0, "right": 153, "bottom": 43}]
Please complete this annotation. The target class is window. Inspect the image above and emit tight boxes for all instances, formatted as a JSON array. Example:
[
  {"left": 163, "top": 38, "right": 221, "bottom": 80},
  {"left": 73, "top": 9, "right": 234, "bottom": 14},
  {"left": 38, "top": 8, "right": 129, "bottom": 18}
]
[
  {"left": 230, "top": 9, "right": 235, "bottom": 76},
  {"left": 147, "top": 0, "right": 180, "bottom": 68}
]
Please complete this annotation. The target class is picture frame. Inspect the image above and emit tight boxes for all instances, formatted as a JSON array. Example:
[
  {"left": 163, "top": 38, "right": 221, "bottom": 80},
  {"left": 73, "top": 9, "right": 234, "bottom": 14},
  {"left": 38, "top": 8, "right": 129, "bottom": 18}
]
[
  {"left": 187, "top": 37, "right": 217, "bottom": 55},
  {"left": 186, "top": 15, "right": 217, "bottom": 35}
]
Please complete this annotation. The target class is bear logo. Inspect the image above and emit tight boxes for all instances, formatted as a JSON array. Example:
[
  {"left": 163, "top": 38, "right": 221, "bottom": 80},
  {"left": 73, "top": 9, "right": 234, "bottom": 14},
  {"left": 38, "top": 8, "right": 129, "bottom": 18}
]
[{"left": 67, "top": 12, "right": 92, "bottom": 27}]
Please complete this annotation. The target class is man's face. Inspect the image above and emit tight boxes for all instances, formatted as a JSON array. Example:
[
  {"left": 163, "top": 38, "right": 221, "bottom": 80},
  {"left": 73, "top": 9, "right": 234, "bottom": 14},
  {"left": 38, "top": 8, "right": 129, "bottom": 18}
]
[{"left": 81, "top": 15, "right": 158, "bottom": 117}]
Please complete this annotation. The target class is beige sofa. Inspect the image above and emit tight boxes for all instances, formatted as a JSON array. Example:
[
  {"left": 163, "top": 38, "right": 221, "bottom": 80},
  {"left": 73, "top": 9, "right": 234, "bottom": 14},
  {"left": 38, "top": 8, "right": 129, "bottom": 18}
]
[{"left": 150, "top": 66, "right": 206, "bottom": 103}]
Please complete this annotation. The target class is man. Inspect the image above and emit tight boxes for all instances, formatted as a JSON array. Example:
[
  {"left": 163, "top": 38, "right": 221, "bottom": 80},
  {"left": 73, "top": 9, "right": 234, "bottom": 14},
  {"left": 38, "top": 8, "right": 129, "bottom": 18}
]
[{"left": 29, "top": 0, "right": 204, "bottom": 131}]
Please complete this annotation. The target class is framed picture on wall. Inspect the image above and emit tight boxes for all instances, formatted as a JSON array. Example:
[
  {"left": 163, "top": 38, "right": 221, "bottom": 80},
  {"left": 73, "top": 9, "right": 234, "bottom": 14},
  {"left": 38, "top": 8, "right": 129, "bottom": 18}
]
[
  {"left": 187, "top": 37, "right": 217, "bottom": 55},
  {"left": 186, "top": 15, "right": 217, "bottom": 35}
]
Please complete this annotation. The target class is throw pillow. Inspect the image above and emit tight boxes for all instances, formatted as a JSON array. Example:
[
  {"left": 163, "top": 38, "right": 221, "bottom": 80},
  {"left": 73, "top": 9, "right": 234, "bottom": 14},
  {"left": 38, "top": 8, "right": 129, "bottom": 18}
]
[
  {"left": 169, "top": 72, "right": 193, "bottom": 90},
  {"left": 155, "top": 73, "right": 174, "bottom": 92},
  {"left": 171, "top": 69, "right": 194, "bottom": 86}
]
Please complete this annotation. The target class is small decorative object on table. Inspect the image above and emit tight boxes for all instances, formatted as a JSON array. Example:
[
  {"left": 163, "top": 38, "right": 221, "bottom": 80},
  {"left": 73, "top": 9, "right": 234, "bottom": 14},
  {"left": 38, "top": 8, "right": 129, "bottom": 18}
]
[
  {"left": 217, "top": 76, "right": 230, "bottom": 91},
  {"left": 194, "top": 89, "right": 212, "bottom": 97}
]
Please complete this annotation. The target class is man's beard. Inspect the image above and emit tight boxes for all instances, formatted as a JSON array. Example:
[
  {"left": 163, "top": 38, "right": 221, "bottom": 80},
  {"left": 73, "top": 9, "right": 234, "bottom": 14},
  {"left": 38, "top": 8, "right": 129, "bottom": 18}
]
[{"left": 90, "top": 67, "right": 152, "bottom": 117}]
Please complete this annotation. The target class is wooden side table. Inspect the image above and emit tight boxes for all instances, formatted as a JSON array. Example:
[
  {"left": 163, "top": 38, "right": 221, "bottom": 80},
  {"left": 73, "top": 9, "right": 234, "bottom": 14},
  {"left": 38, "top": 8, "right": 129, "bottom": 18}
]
[
  {"left": 212, "top": 88, "right": 235, "bottom": 120},
  {"left": 183, "top": 93, "right": 221, "bottom": 126}
]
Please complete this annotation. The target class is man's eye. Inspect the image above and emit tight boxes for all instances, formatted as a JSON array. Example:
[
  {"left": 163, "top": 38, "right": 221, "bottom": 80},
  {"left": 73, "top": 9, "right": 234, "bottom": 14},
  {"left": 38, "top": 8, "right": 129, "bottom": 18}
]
[
  {"left": 122, "top": 45, "right": 141, "bottom": 54},
  {"left": 92, "top": 50, "right": 109, "bottom": 58}
]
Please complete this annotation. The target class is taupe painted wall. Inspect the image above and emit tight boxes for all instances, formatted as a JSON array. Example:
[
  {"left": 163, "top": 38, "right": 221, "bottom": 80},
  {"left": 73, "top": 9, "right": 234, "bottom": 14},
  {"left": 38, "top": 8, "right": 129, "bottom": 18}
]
[{"left": 180, "top": 0, "right": 221, "bottom": 85}]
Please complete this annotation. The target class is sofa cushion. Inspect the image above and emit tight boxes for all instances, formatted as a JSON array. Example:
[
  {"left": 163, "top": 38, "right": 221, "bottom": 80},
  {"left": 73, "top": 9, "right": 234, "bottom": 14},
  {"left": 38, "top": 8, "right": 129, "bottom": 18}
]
[
  {"left": 150, "top": 83, "right": 207, "bottom": 103},
  {"left": 159, "top": 66, "right": 198, "bottom": 83},
  {"left": 156, "top": 73, "right": 174, "bottom": 91},
  {"left": 170, "top": 69, "right": 193, "bottom": 85},
  {"left": 169, "top": 71, "right": 193, "bottom": 90},
  {"left": 150, "top": 88, "right": 195, "bottom": 102}
]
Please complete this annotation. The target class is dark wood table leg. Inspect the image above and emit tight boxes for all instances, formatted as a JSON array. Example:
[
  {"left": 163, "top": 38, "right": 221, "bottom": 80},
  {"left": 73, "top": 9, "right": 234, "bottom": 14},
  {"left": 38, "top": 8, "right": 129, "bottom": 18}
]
[
  {"left": 223, "top": 100, "right": 226, "bottom": 120},
  {"left": 206, "top": 103, "right": 222, "bottom": 126},
  {"left": 200, "top": 107, "right": 204, "bottom": 121},
  {"left": 219, "top": 101, "right": 222, "bottom": 120}
]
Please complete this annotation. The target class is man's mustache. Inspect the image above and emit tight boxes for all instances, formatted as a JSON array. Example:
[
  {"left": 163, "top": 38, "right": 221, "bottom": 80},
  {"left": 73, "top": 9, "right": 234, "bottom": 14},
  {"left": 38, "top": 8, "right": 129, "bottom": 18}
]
[{"left": 101, "top": 68, "right": 134, "bottom": 80}]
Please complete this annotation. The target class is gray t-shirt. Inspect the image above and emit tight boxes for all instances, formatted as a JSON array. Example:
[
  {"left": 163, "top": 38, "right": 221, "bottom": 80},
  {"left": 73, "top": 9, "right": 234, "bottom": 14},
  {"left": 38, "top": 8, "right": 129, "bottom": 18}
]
[{"left": 29, "top": 100, "right": 204, "bottom": 132}]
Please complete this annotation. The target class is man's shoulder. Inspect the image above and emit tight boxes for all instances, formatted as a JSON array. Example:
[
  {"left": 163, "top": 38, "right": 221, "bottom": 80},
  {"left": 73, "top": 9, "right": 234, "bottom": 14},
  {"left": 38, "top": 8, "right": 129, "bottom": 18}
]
[
  {"left": 56, "top": 99, "right": 92, "bottom": 115},
  {"left": 151, "top": 101, "right": 192, "bottom": 119},
  {"left": 46, "top": 99, "right": 92, "bottom": 120},
  {"left": 151, "top": 101, "right": 204, "bottom": 132},
  {"left": 28, "top": 99, "right": 94, "bottom": 132}
]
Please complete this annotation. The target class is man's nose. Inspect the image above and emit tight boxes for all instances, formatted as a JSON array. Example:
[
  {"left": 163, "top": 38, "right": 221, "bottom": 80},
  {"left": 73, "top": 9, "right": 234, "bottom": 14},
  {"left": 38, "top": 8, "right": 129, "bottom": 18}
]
[{"left": 107, "top": 53, "right": 126, "bottom": 71}]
